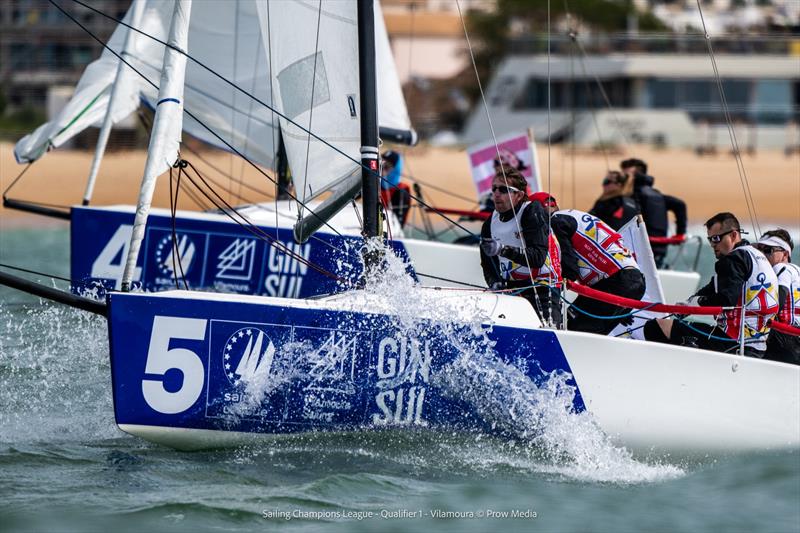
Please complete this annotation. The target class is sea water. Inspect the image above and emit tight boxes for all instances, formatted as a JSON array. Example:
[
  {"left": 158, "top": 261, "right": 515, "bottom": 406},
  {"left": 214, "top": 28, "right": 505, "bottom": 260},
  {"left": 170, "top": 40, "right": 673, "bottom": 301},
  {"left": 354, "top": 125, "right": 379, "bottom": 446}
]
[{"left": 0, "top": 225, "right": 798, "bottom": 533}]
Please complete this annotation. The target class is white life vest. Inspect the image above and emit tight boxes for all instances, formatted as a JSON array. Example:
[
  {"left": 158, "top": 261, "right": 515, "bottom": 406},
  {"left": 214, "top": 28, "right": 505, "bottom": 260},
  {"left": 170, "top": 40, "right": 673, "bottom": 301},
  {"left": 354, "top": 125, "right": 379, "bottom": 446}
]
[
  {"left": 490, "top": 202, "right": 562, "bottom": 286},
  {"left": 774, "top": 262, "right": 800, "bottom": 328},
  {"left": 555, "top": 209, "right": 638, "bottom": 286},
  {"left": 716, "top": 246, "right": 780, "bottom": 351}
]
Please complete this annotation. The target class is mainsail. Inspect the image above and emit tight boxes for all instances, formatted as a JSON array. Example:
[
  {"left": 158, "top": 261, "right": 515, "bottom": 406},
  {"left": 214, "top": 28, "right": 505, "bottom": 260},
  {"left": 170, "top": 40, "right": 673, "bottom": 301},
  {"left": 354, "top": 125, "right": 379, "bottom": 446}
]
[{"left": 14, "top": 0, "right": 413, "bottom": 201}]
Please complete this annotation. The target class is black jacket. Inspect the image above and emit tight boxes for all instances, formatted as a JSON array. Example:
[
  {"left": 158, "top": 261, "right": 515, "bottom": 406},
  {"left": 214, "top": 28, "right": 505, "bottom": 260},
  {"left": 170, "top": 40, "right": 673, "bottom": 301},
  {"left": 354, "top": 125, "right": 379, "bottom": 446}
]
[
  {"left": 480, "top": 201, "right": 549, "bottom": 287},
  {"left": 695, "top": 241, "right": 753, "bottom": 307},
  {"left": 664, "top": 194, "right": 688, "bottom": 235},
  {"left": 589, "top": 195, "right": 640, "bottom": 231},
  {"left": 632, "top": 174, "right": 668, "bottom": 238}
]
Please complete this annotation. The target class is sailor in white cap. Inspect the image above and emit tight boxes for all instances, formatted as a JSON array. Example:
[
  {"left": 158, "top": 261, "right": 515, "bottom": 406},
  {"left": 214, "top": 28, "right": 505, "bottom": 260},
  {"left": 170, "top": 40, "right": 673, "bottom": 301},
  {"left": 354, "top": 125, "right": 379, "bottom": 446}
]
[{"left": 755, "top": 229, "right": 800, "bottom": 364}]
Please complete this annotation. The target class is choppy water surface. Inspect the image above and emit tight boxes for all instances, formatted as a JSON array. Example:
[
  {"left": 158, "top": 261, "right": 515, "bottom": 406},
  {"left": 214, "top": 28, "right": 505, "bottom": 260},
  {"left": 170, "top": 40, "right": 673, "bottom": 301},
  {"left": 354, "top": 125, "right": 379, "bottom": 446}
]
[{"left": 0, "top": 226, "right": 798, "bottom": 533}]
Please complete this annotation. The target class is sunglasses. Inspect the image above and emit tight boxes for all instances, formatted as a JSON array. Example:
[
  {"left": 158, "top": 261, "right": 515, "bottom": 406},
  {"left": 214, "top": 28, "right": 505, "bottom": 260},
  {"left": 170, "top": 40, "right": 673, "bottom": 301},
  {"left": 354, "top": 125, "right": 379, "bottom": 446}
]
[
  {"left": 602, "top": 178, "right": 618, "bottom": 186},
  {"left": 491, "top": 184, "right": 521, "bottom": 194},
  {"left": 707, "top": 229, "right": 745, "bottom": 244}
]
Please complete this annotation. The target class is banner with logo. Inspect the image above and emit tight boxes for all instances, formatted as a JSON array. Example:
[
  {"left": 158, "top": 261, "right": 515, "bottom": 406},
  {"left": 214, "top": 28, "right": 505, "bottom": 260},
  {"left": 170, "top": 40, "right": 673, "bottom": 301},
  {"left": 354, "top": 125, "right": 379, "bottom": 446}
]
[{"left": 467, "top": 129, "right": 541, "bottom": 197}]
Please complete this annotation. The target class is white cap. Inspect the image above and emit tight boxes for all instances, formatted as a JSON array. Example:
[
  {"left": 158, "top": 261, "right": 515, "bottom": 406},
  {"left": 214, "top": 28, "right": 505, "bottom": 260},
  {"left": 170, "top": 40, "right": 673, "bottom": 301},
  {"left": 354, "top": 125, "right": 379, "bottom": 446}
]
[{"left": 757, "top": 235, "right": 792, "bottom": 253}]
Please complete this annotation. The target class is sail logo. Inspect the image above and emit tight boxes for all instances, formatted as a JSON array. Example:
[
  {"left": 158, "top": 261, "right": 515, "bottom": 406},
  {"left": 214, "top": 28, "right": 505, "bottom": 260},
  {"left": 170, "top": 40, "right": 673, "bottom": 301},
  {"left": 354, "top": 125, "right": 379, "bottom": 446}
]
[
  {"left": 264, "top": 241, "right": 311, "bottom": 298},
  {"left": 301, "top": 331, "right": 359, "bottom": 422},
  {"left": 155, "top": 234, "right": 196, "bottom": 276},
  {"left": 216, "top": 238, "right": 256, "bottom": 280},
  {"left": 223, "top": 327, "right": 275, "bottom": 386},
  {"left": 372, "top": 336, "right": 432, "bottom": 426},
  {"left": 306, "top": 332, "right": 358, "bottom": 393}
]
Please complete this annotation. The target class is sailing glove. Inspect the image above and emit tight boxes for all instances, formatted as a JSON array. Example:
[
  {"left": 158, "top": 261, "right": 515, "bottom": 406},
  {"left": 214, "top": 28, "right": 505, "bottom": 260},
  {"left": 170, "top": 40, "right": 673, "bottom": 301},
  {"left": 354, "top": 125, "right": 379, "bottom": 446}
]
[{"left": 481, "top": 237, "right": 503, "bottom": 257}]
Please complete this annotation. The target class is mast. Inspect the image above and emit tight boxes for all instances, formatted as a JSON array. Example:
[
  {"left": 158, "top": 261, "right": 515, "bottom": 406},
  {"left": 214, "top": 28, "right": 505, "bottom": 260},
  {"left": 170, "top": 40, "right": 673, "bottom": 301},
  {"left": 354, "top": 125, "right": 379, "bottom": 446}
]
[
  {"left": 82, "top": 0, "right": 146, "bottom": 206},
  {"left": 357, "top": 0, "right": 380, "bottom": 242},
  {"left": 121, "top": 0, "right": 193, "bottom": 292}
]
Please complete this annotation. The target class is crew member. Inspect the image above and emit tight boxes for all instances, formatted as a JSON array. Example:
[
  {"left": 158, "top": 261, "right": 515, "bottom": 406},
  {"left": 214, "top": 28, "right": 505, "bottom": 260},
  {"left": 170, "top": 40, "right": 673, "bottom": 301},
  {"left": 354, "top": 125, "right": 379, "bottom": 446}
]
[
  {"left": 643, "top": 212, "right": 779, "bottom": 356},
  {"left": 380, "top": 150, "right": 412, "bottom": 226},
  {"left": 531, "top": 193, "right": 645, "bottom": 335},
  {"left": 755, "top": 229, "right": 800, "bottom": 365},
  {"left": 589, "top": 170, "right": 639, "bottom": 230},
  {"left": 620, "top": 158, "right": 687, "bottom": 267},
  {"left": 480, "top": 165, "right": 562, "bottom": 327}
]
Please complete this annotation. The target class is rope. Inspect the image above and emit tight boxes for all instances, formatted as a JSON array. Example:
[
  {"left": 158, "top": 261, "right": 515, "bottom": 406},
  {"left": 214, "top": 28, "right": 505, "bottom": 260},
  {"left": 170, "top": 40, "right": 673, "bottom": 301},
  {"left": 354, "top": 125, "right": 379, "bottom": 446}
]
[
  {"left": 175, "top": 160, "right": 344, "bottom": 282},
  {"left": 2, "top": 162, "right": 34, "bottom": 198},
  {"left": 0, "top": 263, "right": 72, "bottom": 284},
  {"left": 168, "top": 163, "right": 190, "bottom": 290}
]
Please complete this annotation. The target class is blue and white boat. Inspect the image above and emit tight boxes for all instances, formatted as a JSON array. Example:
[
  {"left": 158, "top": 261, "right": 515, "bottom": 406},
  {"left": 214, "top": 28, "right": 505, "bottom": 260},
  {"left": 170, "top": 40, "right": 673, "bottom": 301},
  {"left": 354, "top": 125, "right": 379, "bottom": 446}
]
[
  {"left": 4, "top": 0, "right": 797, "bottom": 458},
  {"left": 108, "top": 284, "right": 799, "bottom": 455},
  {"left": 99, "top": 0, "right": 797, "bottom": 457}
]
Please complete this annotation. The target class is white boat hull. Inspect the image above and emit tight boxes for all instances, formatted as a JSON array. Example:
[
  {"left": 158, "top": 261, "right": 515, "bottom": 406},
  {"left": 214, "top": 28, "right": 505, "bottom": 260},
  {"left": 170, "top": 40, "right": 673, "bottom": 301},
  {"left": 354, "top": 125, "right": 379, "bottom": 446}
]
[{"left": 106, "top": 288, "right": 798, "bottom": 457}]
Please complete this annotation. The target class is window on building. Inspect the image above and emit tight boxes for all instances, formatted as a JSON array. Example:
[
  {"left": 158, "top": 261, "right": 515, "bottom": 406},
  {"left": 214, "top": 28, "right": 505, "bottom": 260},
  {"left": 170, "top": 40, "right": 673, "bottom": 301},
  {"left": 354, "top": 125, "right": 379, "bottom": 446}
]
[
  {"left": 513, "top": 78, "right": 630, "bottom": 110},
  {"left": 753, "top": 80, "right": 792, "bottom": 124}
]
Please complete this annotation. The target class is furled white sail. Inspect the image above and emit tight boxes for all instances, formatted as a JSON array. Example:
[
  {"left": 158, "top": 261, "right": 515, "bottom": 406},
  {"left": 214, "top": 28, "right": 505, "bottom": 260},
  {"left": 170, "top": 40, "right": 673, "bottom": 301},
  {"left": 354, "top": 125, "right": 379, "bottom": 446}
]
[
  {"left": 84, "top": 0, "right": 148, "bottom": 204},
  {"left": 14, "top": 0, "right": 279, "bottom": 172},
  {"left": 257, "top": 0, "right": 362, "bottom": 203},
  {"left": 122, "top": 0, "right": 192, "bottom": 290},
  {"left": 13, "top": 3, "right": 146, "bottom": 163}
]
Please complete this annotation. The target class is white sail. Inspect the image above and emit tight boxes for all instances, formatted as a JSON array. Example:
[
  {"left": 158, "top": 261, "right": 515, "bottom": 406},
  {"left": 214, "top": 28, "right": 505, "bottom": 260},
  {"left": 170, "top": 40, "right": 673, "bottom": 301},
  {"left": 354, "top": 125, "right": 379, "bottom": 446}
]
[
  {"left": 257, "top": 0, "right": 362, "bottom": 203},
  {"left": 375, "top": 0, "right": 412, "bottom": 134},
  {"left": 13, "top": 3, "right": 147, "bottom": 163},
  {"left": 15, "top": 0, "right": 411, "bottom": 195},
  {"left": 14, "top": 0, "right": 280, "bottom": 171},
  {"left": 122, "top": 0, "right": 192, "bottom": 290},
  {"left": 83, "top": 0, "right": 148, "bottom": 204}
]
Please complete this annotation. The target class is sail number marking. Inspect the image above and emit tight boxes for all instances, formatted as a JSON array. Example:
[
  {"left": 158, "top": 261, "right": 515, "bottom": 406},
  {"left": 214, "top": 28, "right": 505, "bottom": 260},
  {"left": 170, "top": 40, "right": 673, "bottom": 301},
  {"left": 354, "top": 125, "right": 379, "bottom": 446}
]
[{"left": 142, "top": 316, "right": 208, "bottom": 414}]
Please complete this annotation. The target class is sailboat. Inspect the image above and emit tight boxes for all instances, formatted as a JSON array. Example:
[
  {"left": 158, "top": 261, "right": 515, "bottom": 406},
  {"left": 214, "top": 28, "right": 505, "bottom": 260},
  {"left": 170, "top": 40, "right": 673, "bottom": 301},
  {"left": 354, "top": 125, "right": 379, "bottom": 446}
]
[
  {"left": 5, "top": 0, "right": 700, "bottom": 303},
  {"left": 2, "top": 0, "right": 797, "bottom": 457},
  {"left": 104, "top": 0, "right": 799, "bottom": 456}
]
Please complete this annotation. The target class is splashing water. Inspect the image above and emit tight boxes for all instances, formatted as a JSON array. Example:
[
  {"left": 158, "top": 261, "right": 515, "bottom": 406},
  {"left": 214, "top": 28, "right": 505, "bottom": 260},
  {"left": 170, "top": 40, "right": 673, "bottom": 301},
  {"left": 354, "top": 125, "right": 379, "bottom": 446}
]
[
  {"left": 293, "top": 241, "right": 685, "bottom": 483},
  {"left": 0, "top": 238, "right": 683, "bottom": 484},
  {"left": 0, "top": 302, "right": 115, "bottom": 443}
]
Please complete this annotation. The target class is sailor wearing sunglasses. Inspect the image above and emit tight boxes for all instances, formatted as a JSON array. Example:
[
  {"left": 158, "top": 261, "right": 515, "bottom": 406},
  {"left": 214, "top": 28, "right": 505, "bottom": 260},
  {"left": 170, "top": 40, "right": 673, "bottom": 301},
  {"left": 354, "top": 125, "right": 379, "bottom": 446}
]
[
  {"left": 755, "top": 230, "right": 800, "bottom": 364},
  {"left": 644, "top": 212, "right": 779, "bottom": 356},
  {"left": 479, "top": 165, "right": 562, "bottom": 327}
]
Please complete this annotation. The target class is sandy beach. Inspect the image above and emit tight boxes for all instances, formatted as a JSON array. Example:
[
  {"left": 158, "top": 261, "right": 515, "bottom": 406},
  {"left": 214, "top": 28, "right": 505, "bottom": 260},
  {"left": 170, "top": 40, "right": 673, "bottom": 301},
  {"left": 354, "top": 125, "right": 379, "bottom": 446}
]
[{"left": 1, "top": 142, "right": 797, "bottom": 230}]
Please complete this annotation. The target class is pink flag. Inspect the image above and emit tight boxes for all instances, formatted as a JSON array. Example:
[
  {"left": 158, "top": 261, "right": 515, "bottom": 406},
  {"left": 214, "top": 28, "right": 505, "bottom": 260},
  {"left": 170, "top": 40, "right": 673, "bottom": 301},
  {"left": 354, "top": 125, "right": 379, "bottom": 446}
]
[{"left": 467, "top": 130, "right": 541, "bottom": 197}]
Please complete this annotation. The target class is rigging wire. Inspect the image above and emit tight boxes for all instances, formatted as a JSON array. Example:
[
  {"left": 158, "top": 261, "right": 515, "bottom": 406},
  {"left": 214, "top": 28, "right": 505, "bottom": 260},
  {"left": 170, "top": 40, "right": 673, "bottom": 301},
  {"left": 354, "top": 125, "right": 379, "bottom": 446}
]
[
  {"left": 55, "top": 0, "right": 478, "bottom": 243},
  {"left": 0, "top": 263, "right": 73, "bottom": 284},
  {"left": 168, "top": 164, "right": 190, "bottom": 290},
  {"left": 177, "top": 160, "right": 344, "bottom": 281},
  {"left": 695, "top": 0, "right": 760, "bottom": 236},
  {"left": 299, "top": 0, "right": 325, "bottom": 220},
  {"left": 455, "top": 0, "right": 538, "bottom": 297}
]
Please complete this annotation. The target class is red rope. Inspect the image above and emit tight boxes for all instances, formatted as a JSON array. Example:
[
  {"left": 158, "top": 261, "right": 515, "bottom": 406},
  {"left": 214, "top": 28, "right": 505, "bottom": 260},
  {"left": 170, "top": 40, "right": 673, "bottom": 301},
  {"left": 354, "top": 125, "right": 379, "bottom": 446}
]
[
  {"left": 566, "top": 280, "right": 724, "bottom": 315},
  {"left": 649, "top": 234, "right": 687, "bottom": 245},
  {"left": 770, "top": 320, "right": 800, "bottom": 336},
  {"left": 424, "top": 207, "right": 490, "bottom": 220}
]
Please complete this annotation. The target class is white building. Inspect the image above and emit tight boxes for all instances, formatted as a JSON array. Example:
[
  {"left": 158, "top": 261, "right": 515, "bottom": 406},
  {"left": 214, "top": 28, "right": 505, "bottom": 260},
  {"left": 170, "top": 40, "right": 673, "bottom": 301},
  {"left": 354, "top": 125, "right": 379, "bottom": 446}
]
[{"left": 461, "top": 53, "right": 800, "bottom": 149}]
